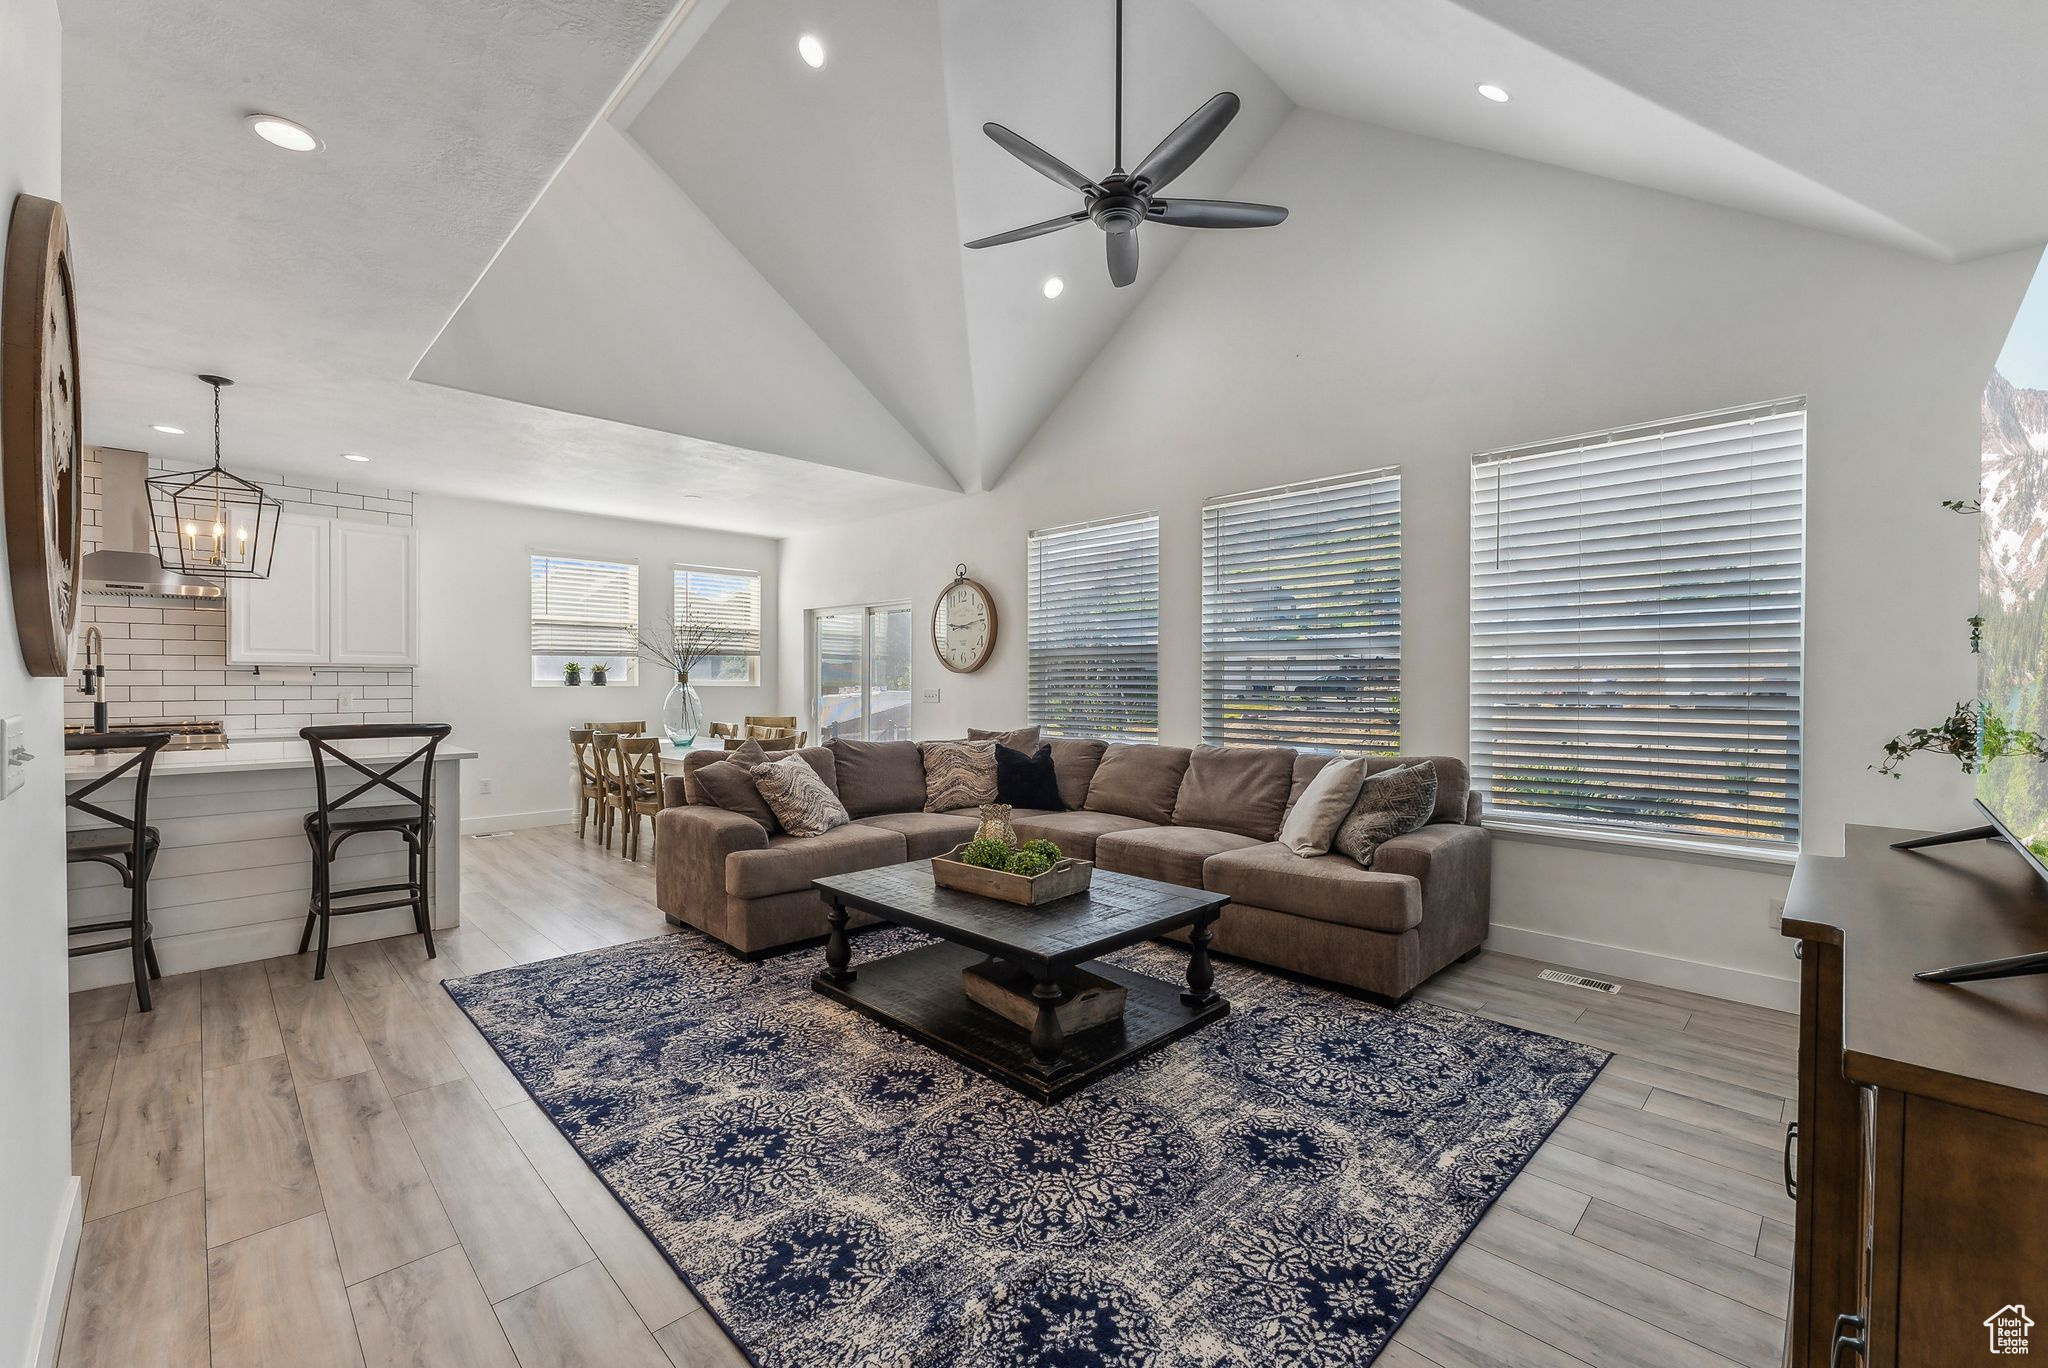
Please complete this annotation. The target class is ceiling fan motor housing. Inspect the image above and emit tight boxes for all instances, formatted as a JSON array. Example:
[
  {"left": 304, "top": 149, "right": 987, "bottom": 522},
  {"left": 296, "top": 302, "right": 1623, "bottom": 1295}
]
[{"left": 1091, "top": 182, "right": 1148, "bottom": 233}]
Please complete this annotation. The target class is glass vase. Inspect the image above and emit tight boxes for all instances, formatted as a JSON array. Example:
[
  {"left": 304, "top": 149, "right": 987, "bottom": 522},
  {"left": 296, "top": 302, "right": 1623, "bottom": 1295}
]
[
  {"left": 975, "top": 803, "right": 1017, "bottom": 847},
  {"left": 663, "top": 671, "right": 705, "bottom": 746}
]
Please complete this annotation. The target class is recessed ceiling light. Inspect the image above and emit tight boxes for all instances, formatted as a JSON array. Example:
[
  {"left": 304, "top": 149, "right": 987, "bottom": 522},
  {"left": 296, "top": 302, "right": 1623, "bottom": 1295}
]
[
  {"left": 245, "top": 114, "right": 323, "bottom": 152},
  {"left": 1476, "top": 83, "right": 1511, "bottom": 103},
  {"left": 797, "top": 33, "right": 826, "bottom": 68},
  {"left": 151, "top": 424, "right": 185, "bottom": 435},
  {"left": 341, "top": 452, "right": 370, "bottom": 463},
  {"left": 1042, "top": 276, "right": 1065, "bottom": 299}
]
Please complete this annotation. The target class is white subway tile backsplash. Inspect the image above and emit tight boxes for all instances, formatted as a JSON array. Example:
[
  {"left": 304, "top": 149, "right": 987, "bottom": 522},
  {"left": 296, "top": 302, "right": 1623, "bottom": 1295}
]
[{"left": 70, "top": 448, "right": 416, "bottom": 736}]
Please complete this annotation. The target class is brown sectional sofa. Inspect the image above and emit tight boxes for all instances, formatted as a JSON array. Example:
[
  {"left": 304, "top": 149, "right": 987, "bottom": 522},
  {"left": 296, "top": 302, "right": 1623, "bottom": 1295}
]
[{"left": 654, "top": 737, "right": 1490, "bottom": 1000}]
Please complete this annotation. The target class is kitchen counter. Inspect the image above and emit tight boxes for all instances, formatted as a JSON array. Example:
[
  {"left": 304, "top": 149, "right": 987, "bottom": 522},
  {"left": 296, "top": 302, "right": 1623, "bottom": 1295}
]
[
  {"left": 65, "top": 734, "right": 471, "bottom": 991},
  {"left": 65, "top": 734, "right": 479, "bottom": 781}
]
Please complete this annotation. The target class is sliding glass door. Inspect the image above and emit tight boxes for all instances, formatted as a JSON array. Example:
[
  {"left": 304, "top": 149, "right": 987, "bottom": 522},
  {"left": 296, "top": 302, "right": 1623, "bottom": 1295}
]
[{"left": 813, "top": 604, "right": 912, "bottom": 741}]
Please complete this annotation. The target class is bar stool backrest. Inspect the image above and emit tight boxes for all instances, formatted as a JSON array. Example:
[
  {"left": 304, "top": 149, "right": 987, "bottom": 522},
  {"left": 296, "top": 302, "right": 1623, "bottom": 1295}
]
[
  {"left": 64, "top": 731, "right": 172, "bottom": 873},
  {"left": 301, "top": 724, "right": 453, "bottom": 840}
]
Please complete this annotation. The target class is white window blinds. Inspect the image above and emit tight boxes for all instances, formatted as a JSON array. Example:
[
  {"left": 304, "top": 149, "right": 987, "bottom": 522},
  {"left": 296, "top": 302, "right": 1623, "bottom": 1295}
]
[
  {"left": 1028, "top": 513, "right": 1160, "bottom": 740},
  {"left": 674, "top": 565, "right": 762, "bottom": 683},
  {"left": 1469, "top": 400, "right": 1805, "bottom": 852},
  {"left": 1201, "top": 470, "right": 1402, "bottom": 751},
  {"left": 530, "top": 554, "right": 639, "bottom": 657}
]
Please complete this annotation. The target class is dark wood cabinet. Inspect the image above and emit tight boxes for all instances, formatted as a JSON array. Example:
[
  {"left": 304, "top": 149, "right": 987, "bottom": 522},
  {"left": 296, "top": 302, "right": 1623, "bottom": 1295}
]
[{"left": 1783, "top": 826, "right": 2048, "bottom": 1367}]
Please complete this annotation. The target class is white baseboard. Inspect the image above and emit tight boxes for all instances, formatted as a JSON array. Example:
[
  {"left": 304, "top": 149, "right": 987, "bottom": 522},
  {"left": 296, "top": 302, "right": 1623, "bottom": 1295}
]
[
  {"left": 1485, "top": 923, "right": 1799, "bottom": 1013},
  {"left": 462, "top": 808, "right": 572, "bottom": 836},
  {"left": 29, "top": 1176, "right": 82, "bottom": 1368}
]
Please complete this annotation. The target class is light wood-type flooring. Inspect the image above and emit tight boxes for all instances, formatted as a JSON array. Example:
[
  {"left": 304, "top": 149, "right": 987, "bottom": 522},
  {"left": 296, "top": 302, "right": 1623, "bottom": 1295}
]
[{"left": 60, "top": 824, "right": 1796, "bottom": 1367}]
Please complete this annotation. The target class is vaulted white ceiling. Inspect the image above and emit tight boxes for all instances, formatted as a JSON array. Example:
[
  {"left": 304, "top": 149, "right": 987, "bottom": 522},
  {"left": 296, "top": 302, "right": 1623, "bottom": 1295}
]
[{"left": 58, "top": 0, "right": 2048, "bottom": 534}]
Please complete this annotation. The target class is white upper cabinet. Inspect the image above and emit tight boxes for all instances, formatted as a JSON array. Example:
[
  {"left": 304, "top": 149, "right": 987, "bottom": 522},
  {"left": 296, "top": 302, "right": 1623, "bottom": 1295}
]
[
  {"left": 228, "top": 515, "right": 417, "bottom": 666},
  {"left": 228, "top": 515, "right": 329, "bottom": 665},
  {"left": 329, "top": 522, "right": 418, "bottom": 666}
]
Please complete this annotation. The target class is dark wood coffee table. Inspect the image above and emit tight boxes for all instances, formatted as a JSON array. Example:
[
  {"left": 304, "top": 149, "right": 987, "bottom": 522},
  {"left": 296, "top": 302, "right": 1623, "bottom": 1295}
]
[{"left": 811, "top": 862, "right": 1230, "bottom": 1104}]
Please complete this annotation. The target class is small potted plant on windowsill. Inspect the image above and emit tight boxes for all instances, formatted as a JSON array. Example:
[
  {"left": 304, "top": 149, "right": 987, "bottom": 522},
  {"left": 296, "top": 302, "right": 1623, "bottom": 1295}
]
[
  {"left": 563, "top": 662, "right": 582, "bottom": 687},
  {"left": 591, "top": 663, "right": 609, "bottom": 687}
]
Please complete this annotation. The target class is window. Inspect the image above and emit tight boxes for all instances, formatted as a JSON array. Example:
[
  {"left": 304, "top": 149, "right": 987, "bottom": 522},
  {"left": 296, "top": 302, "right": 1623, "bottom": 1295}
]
[
  {"left": 813, "top": 603, "right": 912, "bottom": 741},
  {"left": 530, "top": 553, "right": 638, "bottom": 686},
  {"left": 1027, "top": 513, "right": 1159, "bottom": 740},
  {"left": 674, "top": 565, "right": 762, "bottom": 685},
  {"left": 1469, "top": 399, "right": 1805, "bottom": 853},
  {"left": 1201, "top": 470, "right": 1401, "bottom": 750}
]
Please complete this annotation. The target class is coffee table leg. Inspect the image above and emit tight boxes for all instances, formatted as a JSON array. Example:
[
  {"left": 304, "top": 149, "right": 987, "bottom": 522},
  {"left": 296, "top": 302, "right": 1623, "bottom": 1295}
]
[
  {"left": 823, "top": 897, "right": 856, "bottom": 985},
  {"left": 1029, "top": 974, "right": 1066, "bottom": 1070},
  {"left": 1183, "top": 910, "right": 1219, "bottom": 1007}
]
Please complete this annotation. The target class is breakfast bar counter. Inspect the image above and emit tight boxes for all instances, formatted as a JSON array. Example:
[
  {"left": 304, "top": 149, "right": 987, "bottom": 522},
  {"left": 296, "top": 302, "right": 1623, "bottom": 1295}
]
[{"left": 64, "top": 735, "right": 474, "bottom": 989}]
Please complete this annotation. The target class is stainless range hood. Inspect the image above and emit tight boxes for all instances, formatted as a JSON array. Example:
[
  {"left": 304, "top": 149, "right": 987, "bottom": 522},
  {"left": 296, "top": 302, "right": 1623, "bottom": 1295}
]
[{"left": 82, "top": 448, "right": 222, "bottom": 601}]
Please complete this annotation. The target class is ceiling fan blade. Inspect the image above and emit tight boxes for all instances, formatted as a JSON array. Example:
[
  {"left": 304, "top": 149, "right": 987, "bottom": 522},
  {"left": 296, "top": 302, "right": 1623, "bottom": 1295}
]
[
  {"left": 983, "top": 123, "right": 1100, "bottom": 195},
  {"left": 964, "top": 212, "right": 1090, "bottom": 250},
  {"left": 1130, "top": 92, "right": 1240, "bottom": 193},
  {"left": 1148, "top": 198, "right": 1288, "bottom": 229},
  {"left": 1107, "top": 229, "right": 1139, "bottom": 288}
]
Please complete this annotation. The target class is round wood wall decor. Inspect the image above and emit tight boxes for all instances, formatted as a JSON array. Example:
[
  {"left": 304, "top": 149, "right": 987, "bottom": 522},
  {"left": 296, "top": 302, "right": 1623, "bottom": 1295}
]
[
  {"left": 931, "top": 564, "right": 997, "bottom": 673},
  {"left": 2, "top": 193, "right": 83, "bottom": 678}
]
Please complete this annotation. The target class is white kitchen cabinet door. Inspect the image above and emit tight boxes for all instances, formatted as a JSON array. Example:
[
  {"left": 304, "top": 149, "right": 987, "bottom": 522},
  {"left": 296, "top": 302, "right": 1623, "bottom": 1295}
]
[
  {"left": 329, "top": 522, "right": 418, "bottom": 666},
  {"left": 228, "top": 515, "right": 330, "bottom": 664}
]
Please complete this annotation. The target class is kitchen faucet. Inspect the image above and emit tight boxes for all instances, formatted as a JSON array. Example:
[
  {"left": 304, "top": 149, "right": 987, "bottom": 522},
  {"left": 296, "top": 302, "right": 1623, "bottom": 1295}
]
[{"left": 80, "top": 625, "right": 108, "bottom": 733}]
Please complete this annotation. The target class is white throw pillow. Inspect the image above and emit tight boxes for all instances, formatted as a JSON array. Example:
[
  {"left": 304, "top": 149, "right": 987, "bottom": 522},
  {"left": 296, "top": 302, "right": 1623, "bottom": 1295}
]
[{"left": 1277, "top": 757, "right": 1368, "bottom": 856}]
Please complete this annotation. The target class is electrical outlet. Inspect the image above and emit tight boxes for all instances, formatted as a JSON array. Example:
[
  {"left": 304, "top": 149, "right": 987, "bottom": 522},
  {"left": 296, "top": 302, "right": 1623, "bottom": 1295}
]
[
  {"left": 921, "top": 688, "right": 942, "bottom": 704},
  {"left": 478, "top": 778, "right": 495, "bottom": 795}
]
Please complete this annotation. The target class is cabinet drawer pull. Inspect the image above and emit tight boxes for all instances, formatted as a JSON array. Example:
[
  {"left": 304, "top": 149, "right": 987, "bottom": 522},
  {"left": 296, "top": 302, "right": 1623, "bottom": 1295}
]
[
  {"left": 1832, "top": 1312, "right": 1867, "bottom": 1367},
  {"left": 1784, "top": 1121, "right": 1798, "bottom": 1200}
]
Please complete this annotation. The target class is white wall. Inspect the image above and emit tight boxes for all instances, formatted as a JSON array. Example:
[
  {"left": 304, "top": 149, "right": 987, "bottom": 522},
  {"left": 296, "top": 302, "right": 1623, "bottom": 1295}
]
[
  {"left": 0, "top": 0, "right": 79, "bottom": 1361},
  {"left": 778, "top": 109, "right": 2041, "bottom": 1009},
  {"left": 412, "top": 494, "right": 779, "bottom": 831}
]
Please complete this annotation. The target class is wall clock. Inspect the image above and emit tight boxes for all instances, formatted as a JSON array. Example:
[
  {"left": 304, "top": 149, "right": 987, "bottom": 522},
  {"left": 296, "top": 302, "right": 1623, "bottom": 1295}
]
[
  {"left": 2, "top": 194, "right": 83, "bottom": 678},
  {"left": 931, "top": 563, "right": 997, "bottom": 673}
]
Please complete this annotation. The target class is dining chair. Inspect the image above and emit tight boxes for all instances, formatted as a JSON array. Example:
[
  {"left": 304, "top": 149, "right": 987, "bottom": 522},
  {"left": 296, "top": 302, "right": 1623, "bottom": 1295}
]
[
  {"left": 585, "top": 720, "right": 647, "bottom": 735},
  {"left": 65, "top": 731, "right": 171, "bottom": 1011},
  {"left": 296, "top": 723, "right": 451, "bottom": 980},
  {"left": 591, "top": 730, "right": 631, "bottom": 852},
  {"left": 616, "top": 736, "right": 664, "bottom": 861},
  {"left": 569, "top": 727, "right": 605, "bottom": 841}
]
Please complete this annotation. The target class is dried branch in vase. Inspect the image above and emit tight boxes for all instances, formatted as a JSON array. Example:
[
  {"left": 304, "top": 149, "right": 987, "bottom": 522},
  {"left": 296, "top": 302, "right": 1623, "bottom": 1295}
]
[{"left": 638, "top": 607, "right": 745, "bottom": 680}]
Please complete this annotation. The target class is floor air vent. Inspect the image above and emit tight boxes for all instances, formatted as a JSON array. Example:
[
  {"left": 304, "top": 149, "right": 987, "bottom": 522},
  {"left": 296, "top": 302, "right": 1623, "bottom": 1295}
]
[{"left": 1538, "top": 969, "right": 1621, "bottom": 995}]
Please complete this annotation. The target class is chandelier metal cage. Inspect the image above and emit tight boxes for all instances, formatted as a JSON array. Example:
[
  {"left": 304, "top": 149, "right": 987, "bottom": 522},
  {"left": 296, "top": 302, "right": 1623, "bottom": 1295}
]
[{"left": 146, "top": 375, "right": 283, "bottom": 581}]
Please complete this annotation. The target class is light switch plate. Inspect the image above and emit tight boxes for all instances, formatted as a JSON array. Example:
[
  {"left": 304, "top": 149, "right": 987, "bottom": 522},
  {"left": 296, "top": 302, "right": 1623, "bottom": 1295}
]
[
  {"left": 2, "top": 715, "right": 26, "bottom": 799},
  {"left": 921, "top": 688, "right": 942, "bottom": 704}
]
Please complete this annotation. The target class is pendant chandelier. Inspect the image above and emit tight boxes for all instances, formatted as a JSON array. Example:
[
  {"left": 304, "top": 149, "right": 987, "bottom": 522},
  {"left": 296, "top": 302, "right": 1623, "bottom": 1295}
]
[{"left": 147, "top": 375, "right": 283, "bottom": 580}]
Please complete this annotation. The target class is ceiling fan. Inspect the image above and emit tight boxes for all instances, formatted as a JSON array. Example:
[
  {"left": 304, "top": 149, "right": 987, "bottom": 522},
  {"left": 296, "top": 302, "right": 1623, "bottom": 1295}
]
[{"left": 964, "top": 0, "right": 1287, "bottom": 288}]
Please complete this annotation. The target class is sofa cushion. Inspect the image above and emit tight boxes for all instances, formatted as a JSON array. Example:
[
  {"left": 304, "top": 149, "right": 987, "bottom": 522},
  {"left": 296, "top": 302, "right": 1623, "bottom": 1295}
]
[
  {"left": 969, "top": 725, "right": 1041, "bottom": 752},
  {"left": 683, "top": 743, "right": 835, "bottom": 804},
  {"left": 1278, "top": 756, "right": 1367, "bottom": 855},
  {"left": 693, "top": 744, "right": 779, "bottom": 832},
  {"left": 1202, "top": 842, "right": 1422, "bottom": 934},
  {"left": 1045, "top": 739, "right": 1108, "bottom": 812},
  {"left": 724, "top": 822, "right": 907, "bottom": 900},
  {"left": 749, "top": 754, "right": 849, "bottom": 837},
  {"left": 1084, "top": 744, "right": 1191, "bottom": 825},
  {"left": 1285, "top": 753, "right": 1334, "bottom": 812},
  {"left": 919, "top": 739, "right": 998, "bottom": 812},
  {"left": 1334, "top": 761, "right": 1438, "bottom": 867},
  {"left": 1095, "top": 826, "right": 1262, "bottom": 887},
  {"left": 1367, "top": 754, "right": 1469, "bottom": 826},
  {"left": 828, "top": 739, "right": 928, "bottom": 817},
  {"left": 995, "top": 744, "right": 1064, "bottom": 811},
  {"left": 1172, "top": 745, "right": 1296, "bottom": 840},
  {"left": 1009, "top": 810, "right": 1155, "bottom": 863},
  {"left": 855, "top": 811, "right": 980, "bottom": 861}
]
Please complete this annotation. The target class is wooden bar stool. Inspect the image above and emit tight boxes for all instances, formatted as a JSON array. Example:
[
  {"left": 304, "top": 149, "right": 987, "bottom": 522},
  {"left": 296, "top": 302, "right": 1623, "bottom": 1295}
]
[
  {"left": 297, "top": 723, "right": 451, "bottom": 980},
  {"left": 65, "top": 731, "right": 171, "bottom": 1011},
  {"left": 616, "top": 736, "right": 664, "bottom": 861},
  {"left": 569, "top": 727, "right": 605, "bottom": 841}
]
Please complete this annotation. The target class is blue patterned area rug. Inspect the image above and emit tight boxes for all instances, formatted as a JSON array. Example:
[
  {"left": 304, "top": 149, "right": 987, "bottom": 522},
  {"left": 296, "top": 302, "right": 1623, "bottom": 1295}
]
[{"left": 446, "top": 929, "right": 1607, "bottom": 1367}]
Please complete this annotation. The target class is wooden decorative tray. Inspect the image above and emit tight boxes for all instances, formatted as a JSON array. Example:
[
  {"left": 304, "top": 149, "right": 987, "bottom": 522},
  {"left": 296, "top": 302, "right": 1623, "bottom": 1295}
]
[{"left": 931, "top": 844, "right": 1094, "bottom": 906}]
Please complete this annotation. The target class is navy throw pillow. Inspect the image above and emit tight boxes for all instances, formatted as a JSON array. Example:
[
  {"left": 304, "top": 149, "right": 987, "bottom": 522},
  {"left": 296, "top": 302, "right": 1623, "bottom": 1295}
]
[{"left": 996, "top": 743, "right": 1064, "bottom": 811}]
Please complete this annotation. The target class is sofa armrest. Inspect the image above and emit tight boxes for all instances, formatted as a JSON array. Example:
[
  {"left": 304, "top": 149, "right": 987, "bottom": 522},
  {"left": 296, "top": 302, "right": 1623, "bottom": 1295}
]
[
  {"left": 662, "top": 774, "right": 689, "bottom": 808},
  {"left": 655, "top": 805, "right": 769, "bottom": 936},
  {"left": 1374, "top": 821, "right": 1491, "bottom": 919},
  {"left": 1464, "top": 790, "right": 1484, "bottom": 825}
]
